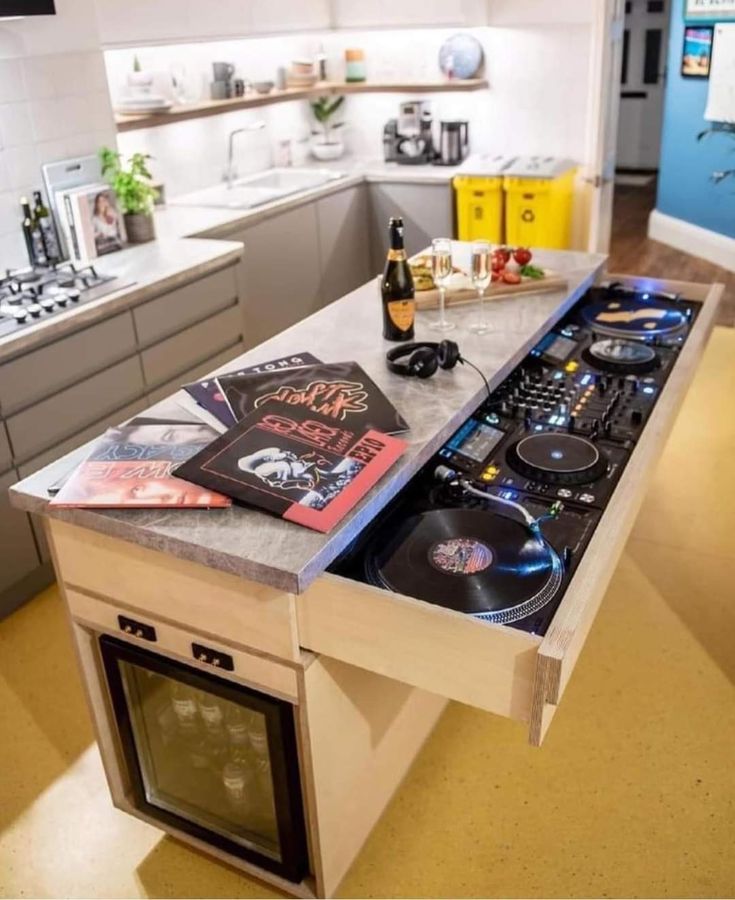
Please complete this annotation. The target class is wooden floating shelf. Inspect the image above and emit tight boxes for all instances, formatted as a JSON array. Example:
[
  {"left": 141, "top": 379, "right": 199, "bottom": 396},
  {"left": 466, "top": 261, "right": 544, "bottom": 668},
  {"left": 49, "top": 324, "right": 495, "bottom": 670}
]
[{"left": 114, "top": 78, "right": 489, "bottom": 132}]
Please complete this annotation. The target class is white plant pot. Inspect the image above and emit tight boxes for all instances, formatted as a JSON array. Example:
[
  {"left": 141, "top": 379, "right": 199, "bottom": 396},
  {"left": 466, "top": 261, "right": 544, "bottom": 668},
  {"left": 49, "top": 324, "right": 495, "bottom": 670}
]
[{"left": 310, "top": 139, "right": 345, "bottom": 161}]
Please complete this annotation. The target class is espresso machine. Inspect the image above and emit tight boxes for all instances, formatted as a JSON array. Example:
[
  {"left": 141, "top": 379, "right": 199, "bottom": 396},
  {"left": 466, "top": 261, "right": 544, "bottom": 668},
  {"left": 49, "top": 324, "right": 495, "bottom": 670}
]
[{"left": 383, "top": 100, "right": 435, "bottom": 165}]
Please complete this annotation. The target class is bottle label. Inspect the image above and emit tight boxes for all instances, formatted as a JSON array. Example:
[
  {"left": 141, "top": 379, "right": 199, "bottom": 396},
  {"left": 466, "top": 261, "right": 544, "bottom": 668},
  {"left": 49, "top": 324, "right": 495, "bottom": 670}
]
[{"left": 387, "top": 299, "right": 415, "bottom": 332}]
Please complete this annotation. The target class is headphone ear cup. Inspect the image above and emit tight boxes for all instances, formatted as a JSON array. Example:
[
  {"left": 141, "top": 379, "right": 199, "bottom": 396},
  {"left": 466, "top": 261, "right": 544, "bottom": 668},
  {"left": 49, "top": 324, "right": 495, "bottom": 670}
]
[
  {"left": 409, "top": 347, "right": 439, "bottom": 379},
  {"left": 437, "top": 339, "right": 461, "bottom": 370}
]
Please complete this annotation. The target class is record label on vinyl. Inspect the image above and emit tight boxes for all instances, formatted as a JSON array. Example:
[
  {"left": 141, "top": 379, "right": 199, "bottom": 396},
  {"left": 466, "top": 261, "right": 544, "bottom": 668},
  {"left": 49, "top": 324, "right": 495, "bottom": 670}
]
[{"left": 429, "top": 537, "right": 493, "bottom": 576}]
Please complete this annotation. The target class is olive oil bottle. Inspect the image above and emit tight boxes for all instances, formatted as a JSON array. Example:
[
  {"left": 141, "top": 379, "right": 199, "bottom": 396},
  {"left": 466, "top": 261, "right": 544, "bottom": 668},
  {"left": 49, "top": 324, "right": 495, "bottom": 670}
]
[{"left": 381, "top": 217, "right": 415, "bottom": 341}]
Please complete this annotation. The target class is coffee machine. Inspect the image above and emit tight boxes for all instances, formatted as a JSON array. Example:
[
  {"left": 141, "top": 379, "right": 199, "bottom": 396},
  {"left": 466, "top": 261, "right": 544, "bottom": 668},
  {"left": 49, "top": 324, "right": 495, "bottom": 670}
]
[{"left": 383, "top": 100, "right": 435, "bottom": 165}]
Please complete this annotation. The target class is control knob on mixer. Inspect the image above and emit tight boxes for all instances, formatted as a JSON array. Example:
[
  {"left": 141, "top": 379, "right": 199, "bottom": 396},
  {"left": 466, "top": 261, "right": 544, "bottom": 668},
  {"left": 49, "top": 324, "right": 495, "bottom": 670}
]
[{"left": 630, "top": 409, "right": 643, "bottom": 426}]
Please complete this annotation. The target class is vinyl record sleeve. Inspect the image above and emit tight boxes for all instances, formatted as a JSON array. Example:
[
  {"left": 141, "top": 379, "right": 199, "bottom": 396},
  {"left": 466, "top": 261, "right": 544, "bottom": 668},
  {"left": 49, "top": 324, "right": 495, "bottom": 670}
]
[
  {"left": 51, "top": 421, "right": 230, "bottom": 508},
  {"left": 217, "top": 360, "right": 410, "bottom": 435},
  {"left": 183, "top": 352, "right": 322, "bottom": 427},
  {"left": 174, "top": 404, "right": 406, "bottom": 532}
]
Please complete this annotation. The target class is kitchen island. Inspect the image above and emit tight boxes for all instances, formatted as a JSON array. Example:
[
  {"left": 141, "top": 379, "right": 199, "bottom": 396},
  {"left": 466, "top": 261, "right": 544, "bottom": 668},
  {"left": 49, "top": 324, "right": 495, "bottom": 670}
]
[{"left": 9, "top": 249, "right": 722, "bottom": 898}]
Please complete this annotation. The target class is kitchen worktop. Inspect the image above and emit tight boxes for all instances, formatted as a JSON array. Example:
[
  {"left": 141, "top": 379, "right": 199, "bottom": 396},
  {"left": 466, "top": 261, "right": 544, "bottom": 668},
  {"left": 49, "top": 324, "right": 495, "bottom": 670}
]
[
  {"left": 0, "top": 237, "right": 243, "bottom": 362},
  {"left": 10, "top": 246, "right": 606, "bottom": 593}
]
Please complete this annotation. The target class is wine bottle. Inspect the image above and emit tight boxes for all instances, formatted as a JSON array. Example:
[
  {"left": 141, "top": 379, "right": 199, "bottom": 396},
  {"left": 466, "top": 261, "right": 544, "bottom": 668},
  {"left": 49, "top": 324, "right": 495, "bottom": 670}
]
[
  {"left": 381, "top": 216, "right": 415, "bottom": 342},
  {"left": 21, "top": 197, "right": 47, "bottom": 267},
  {"left": 32, "top": 190, "right": 61, "bottom": 264}
]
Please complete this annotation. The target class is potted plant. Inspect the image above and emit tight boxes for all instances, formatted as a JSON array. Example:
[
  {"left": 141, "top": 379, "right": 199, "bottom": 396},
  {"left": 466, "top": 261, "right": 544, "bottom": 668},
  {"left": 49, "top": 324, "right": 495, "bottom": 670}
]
[
  {"left": 100, "top": 147, "right": 159, "bottom": 243},
  {"left": 309, "top": 95, "right": 345, "bottom": 161}
]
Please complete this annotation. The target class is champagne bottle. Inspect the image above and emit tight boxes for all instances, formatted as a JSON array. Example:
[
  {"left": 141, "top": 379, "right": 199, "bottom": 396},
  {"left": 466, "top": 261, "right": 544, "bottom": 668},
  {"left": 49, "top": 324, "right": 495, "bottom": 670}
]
[
  {"left": 32, "top": 190, "right": 61, "bottom": 264},
  {"left": 21, "top": 197, "right": 47, "bottom": 267},
  {"left": 381, "top": 216, "right": 415, "bottom": 342}
]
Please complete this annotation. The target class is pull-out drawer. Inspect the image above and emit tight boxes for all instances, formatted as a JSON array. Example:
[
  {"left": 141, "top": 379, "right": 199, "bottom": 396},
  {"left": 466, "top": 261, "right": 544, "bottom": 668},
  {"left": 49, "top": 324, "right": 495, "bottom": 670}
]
[{"left": 298, "top": 277, "right": 723, "bottom": 746}]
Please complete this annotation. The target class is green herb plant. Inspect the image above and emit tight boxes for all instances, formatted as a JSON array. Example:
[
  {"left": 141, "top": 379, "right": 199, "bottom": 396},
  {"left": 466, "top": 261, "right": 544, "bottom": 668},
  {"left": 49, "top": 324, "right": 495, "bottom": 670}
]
[
  {"left": 310, "top": 95, "right": 345, "bottom": 144},
  {"left": 99, "top": 147, "right": 159, "bottom": 216}
]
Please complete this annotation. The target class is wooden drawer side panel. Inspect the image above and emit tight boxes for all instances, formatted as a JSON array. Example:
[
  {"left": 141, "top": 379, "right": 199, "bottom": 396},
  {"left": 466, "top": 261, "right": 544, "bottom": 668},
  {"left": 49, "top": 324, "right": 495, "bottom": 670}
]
[
  {"left": 49, "top": 519, "right": 299, "bottom": 662},
  {"left": 298, "top": 574, "right": 540, "bottom": 723},
  {"left": 529, "top": 280, "right": 724, "bottom": 746}
]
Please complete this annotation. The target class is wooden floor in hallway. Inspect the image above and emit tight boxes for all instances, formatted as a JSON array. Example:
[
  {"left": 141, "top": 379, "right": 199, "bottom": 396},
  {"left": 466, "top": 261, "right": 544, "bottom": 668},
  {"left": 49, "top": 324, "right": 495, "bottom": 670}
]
[{"left": 608, "top": 183, "right": 735, "bottom": 326}]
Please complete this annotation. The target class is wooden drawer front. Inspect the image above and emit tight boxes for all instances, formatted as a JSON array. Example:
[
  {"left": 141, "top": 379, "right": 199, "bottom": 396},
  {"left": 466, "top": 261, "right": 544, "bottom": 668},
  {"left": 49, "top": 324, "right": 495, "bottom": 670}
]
[
  {"left": 49, "top": 519, "right": 300, "bottom": 662},
  {"left": 0, "top": 469, "right": 41, "bottom": 594},
  {"left": 141, "top": 305, "right": 242, "bottom": 388},
  {"left": 298, "top": 574, "right": 541, "bottom": 724},
  {"left": 133, "top": 266, "right": 238, "bottom": 346},
  {"left": 0, "top": 423, "right": 11, "bottom": 473},
  {"left": 146, "top": 341, "right": 244, "bottom": 405},
  {"left": 0, "top": 313, "right": 136, "bottom": 415},
  {"left": 6, "top": 356, "right": 145, "bottom": 463},
  {"left": 66, "top": 587, "right": 299, "bottom": 702}
]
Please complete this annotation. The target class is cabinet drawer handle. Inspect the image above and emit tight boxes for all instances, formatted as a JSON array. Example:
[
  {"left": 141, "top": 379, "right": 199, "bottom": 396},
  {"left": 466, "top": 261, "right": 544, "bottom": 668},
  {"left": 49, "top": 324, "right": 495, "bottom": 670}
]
[
  {"left": 192, "top": 642, "right": 234, "bottom": 672},
  {"left": 118, "top": 615, "right": 157, "bottom": 643}
]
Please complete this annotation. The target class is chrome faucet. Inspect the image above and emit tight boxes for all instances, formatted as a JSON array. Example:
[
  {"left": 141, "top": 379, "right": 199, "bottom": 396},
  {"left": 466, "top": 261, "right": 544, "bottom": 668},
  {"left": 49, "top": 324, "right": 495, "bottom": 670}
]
[{"left": 224, "top": 121, "right": 266, "bottom": 187}]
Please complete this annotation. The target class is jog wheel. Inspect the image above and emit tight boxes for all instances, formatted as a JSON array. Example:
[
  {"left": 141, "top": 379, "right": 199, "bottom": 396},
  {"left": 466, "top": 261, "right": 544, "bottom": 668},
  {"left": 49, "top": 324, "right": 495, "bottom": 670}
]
[
  {"left": 582, "top": 338, "right": 658, "bottom": 375},
  {"left": 507, "top": 432, "right": 608, "bottom": 485}
]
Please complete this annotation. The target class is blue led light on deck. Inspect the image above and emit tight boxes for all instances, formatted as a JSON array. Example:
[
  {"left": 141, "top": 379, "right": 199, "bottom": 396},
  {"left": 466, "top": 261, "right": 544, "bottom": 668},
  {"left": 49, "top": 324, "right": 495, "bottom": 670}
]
[
  {"left": 553, "top": 370, "right": 564, "bottom": 380},
  {"left": 534, "top": 424, "right": 544, "bottom": 432},
  {"left": 580, "top": 373, "right": 592, "bottom": 386},
  {"left": 643, "top": 386, "right": 655, "bottom": 395},
  {"left": 499, "top": 489, "right": 518, "bottom": 500},
  {"left": 642, "top": 292, "right": 650, "bottom": 300}
]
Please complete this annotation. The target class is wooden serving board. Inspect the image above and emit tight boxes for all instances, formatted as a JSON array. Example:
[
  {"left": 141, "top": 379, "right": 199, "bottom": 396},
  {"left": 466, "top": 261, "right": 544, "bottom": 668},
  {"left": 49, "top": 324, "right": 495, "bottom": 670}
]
[{"left": 414, "top": 271, "right": 568, "bottom": 310}]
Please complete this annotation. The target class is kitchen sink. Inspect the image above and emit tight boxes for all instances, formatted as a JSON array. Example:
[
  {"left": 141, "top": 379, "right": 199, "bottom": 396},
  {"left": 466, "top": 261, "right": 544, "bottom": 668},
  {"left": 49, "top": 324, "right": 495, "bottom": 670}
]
[{"left": 170, "top": 168, "right": 346, "bottom": 210}]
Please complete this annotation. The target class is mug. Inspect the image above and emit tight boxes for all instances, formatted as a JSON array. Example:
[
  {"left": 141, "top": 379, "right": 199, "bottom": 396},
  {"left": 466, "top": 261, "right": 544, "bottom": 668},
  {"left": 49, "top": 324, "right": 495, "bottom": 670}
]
[
  {"left": 210, "top": 80, "right": 229, "bottom": 100},
  {"left": 212, "top": 61, "right": 235, "bottom": 81}
]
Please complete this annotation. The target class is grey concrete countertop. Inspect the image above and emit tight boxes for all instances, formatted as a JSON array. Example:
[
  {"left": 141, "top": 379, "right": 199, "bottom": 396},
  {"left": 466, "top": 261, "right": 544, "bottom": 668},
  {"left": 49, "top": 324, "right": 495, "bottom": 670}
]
[
  {"left": 0, "top": 238, "right": 243, "bottom": 363},
  {"left": 11, "top": 246, "right": 606, "bottom": 594}
]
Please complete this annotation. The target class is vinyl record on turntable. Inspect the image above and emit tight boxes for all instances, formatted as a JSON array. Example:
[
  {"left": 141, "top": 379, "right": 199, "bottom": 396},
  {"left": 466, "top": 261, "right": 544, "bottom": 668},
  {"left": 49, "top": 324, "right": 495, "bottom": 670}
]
[
  {"left": 364, "top": 508, "right": 563, "bottom": 624},
  {"left": 582, "top": 297, "right": 686, "bottom": 339},
  {"left": 582, "top": 337, "right": 658, "bottom": 374}
]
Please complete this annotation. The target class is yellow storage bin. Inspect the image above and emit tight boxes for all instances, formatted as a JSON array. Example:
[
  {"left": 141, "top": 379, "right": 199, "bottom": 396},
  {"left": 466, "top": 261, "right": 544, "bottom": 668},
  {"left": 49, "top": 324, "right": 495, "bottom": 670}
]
[
  {"left": 454, "top": 175, "right": 505, "bottom": 244},
  {"left": 503, "top": 159, "right": 576, "bottom": 250}
]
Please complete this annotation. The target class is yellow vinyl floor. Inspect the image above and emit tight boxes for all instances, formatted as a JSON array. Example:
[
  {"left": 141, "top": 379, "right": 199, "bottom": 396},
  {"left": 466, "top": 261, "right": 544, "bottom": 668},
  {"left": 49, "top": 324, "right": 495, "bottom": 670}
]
[{"left": 1, "top": 327, "right": 734, "bottom": 900}]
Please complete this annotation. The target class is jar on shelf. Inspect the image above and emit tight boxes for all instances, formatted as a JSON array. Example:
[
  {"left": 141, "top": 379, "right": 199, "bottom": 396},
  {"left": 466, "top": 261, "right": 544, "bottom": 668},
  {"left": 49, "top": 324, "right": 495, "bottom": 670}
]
[{"left": 345, "top": 48, "right": 366, "bottom": 83}]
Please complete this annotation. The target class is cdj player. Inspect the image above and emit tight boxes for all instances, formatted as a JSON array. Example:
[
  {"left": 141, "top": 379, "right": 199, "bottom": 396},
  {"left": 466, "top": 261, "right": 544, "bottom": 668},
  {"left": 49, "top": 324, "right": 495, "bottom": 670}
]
[{"left": 332, "top": 282, "right": 701, "bottom": 636}]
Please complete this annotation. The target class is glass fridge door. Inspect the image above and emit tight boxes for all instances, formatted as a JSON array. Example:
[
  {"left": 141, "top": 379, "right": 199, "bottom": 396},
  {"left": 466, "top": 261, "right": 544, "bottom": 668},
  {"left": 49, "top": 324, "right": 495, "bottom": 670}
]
[{"left": 99, "top": 636, "right": 308, "bottom": 883}]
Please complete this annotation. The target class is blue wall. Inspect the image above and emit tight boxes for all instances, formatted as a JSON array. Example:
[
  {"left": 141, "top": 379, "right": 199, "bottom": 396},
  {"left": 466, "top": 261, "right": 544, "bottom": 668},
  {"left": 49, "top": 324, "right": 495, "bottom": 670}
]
[{"left": 656, "top": 0, "right": 735, "bottom": 238}]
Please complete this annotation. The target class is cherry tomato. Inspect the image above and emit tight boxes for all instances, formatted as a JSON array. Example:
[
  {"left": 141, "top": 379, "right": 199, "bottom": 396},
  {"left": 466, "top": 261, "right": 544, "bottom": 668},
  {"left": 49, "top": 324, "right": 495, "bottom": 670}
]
[
  {"left": 495, "top": 246, "right": 511, "bottom": 264},
  {"left": 502, "top": 270, "right": 522, "bottom": 285},
  {"left": 491, "top": 254, "right": 505, "bottom": 272},
  {"left": 513, "top": 247, "right": 532, "bottom": 266},
  {"left": 491, "top": 269, "right": 502, "bottom": 282}
]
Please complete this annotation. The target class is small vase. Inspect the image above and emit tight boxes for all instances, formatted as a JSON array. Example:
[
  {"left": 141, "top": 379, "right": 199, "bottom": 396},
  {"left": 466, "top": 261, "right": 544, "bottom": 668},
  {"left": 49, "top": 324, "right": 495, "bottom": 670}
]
[{"left": 124, "top": 212, "right": 155, "bottom": 244}]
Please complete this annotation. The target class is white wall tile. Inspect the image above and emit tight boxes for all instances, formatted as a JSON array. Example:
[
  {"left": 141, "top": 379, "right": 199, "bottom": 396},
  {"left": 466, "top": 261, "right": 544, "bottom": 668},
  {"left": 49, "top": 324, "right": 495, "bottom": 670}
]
[
  {"left": 2, "top": 144, "right": 41, "bottom": 189},
  {"left": 0, "top": 102, "right": 34, "bottom": 148},
  {"left": 0, "top": 59, "right": 26, "bottom": 103}
]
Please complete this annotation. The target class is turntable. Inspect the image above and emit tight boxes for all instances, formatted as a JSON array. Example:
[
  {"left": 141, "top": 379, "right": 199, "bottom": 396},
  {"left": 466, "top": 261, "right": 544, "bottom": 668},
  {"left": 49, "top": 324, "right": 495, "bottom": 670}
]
[
  {"left": 364, "top": 507, "right": 563, "bottom": 625},
  {"left": 330, "top": 279, "right": 701, "bottom": 636}
]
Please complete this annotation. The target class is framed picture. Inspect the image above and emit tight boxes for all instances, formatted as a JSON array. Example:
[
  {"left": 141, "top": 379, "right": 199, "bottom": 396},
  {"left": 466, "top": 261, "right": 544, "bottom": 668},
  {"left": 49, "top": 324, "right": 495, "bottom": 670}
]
[
  {"left": 682, "top": 25, "right": 714, "bottom": 77},
  {"left": 685, "top": 0, "right": 735, "bottom": 21}
]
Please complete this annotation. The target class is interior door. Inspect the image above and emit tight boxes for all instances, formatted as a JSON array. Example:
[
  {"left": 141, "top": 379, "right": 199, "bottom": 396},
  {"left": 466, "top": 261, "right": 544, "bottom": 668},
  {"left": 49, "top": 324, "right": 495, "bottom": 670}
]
[
  {"left": 586, "top": 0, "right": 626, "bottom": 253},
  {"left": 616, "top": 0, "right": 670, "bottom": 169}
]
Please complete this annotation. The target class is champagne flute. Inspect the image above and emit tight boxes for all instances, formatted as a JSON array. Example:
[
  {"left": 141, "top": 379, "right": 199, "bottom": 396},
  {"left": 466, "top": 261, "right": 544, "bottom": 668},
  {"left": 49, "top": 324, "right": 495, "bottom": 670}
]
[
  {"left": 469, "top": 240, "right": 492, "bottom": 334},
  {"left": 430, "top": 237, "right": 455, "bottom": 332}
]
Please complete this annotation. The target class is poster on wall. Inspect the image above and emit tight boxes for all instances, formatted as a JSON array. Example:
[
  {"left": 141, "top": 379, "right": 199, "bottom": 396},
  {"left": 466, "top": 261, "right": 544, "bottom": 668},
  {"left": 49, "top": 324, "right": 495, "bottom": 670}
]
[
  {"left": 705, "top": 23, "right": 735, "bottom": 121},
  {"left": 685, "top": 0, "right": 735, "bottom": 20},
  {"left": 682, "top": 25, "right": 714, "bottom": 76}
]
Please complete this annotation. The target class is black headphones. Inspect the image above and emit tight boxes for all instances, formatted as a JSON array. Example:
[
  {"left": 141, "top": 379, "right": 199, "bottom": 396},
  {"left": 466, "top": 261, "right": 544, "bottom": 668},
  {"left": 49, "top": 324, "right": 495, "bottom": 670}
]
[{"left": 385, "top": 340, "right": 462, "bottom": 379}]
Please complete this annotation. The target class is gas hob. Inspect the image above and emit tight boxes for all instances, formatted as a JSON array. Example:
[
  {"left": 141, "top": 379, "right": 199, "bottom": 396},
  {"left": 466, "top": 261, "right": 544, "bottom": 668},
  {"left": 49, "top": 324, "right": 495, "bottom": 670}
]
[{"left": 0, "top": 262, "right": 130, "bottom": 338}]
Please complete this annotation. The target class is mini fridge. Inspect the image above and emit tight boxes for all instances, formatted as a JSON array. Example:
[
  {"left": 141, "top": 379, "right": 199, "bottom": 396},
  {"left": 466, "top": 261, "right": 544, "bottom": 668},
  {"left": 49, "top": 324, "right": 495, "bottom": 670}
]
[{"left": 99, "top": 636, "right": 309, "bottom": 883}]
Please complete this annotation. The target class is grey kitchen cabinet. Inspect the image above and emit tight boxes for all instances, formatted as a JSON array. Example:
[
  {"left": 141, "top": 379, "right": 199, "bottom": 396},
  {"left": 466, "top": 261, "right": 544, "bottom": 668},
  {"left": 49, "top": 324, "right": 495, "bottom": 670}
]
[
  {"left": 146, "top": 341, "right": 245, "bottom": 405},
  {"left": 0, "top": 312, "right": 138, "bottom": 416},
  {"left": 368, "top": 181, "right": 454, "bottom": 272},
  {"left": 0, "top": 422, "right": 11, "bottom": 474},
  {"left": 316, "top": 184, "right": 372, "bottom": 304},
  {"left": 133, "top": 266, "right": 239, "bottom": 347},
  {"left": 222, "top": 202, "right": 322, "bottom": 350},
  {"left": 0, "top": 468, "right": 41, "bottom": 598}
]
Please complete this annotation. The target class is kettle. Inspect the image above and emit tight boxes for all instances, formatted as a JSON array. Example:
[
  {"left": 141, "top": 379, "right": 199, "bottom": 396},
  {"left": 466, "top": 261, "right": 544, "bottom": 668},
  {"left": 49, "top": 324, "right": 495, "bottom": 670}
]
[{"left": 435, "top": 120, "right": 469, "bottom": 166}]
